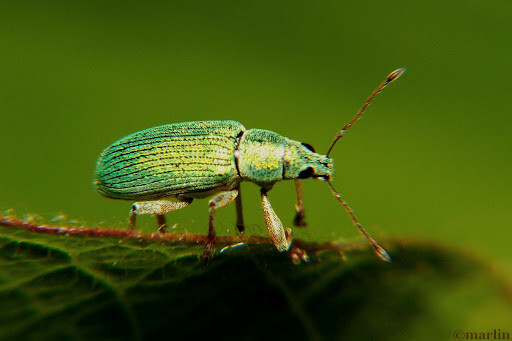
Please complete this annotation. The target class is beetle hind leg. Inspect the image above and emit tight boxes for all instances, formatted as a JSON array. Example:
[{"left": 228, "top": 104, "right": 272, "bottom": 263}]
[
  {"left": 129, "top": 199, "right": 193, "bottom": 233},
  {"left": 201, "top": 189, "right": 239, "bottom": 261}
]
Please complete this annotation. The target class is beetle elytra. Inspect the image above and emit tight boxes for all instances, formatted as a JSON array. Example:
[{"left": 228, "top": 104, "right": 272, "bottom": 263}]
[{"left": 94, "top": 68, "right": 405, "bottom": 261}]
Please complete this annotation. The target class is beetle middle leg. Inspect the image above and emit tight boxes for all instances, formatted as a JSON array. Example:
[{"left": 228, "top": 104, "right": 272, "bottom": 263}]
[
  {"left": 235, "top": 184, "right": 245, "bottom": 234},
  {"left": 129, "top": 198, "right": 193, "bottom": 233},
  {"left": 201, "top": 189, "right": 240, "bottom": 261}
]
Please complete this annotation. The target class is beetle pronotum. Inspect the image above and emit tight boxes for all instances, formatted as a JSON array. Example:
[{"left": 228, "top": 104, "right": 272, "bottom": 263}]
[{"left": 94, "top": 68, "right": 405, "bottom": 261}]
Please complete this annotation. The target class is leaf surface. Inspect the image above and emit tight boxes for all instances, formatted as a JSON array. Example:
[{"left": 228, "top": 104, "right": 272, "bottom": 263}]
[{"left": 1, "top": 224, "right": 511, "bottom": 341}]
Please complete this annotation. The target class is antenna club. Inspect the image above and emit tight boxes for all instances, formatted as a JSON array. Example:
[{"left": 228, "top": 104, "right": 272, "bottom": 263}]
[
  {"left": 325, "top": 67, "right": 406, "bottom": 156},
  {"left": 374, "top": 244, "right": 392, "bottom": 263},
  {"left": 387, "top": 67, "right": 407, "bottom": 83}
]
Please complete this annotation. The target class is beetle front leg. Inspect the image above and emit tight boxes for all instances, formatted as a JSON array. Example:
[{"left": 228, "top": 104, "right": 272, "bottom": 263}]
[
  {"left": 129, "top": 199, "right": 193, "bottom": 233},
  {"left": 293, "top": 179, "right": 307, "bottom": 227},
  {"left": 261, "top": 188, "right": 291, "bottom": 252},
  {"left": 202, "top": 189, "right": 239, "bottom": 261}
]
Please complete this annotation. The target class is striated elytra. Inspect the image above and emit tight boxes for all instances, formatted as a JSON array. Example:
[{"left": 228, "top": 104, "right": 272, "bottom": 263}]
[{"left": 94, "top": 68, "right": 406, "bottom": 262}]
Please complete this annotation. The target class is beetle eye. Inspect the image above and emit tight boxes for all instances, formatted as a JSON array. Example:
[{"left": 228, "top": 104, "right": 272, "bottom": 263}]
[
  {"left": 301, "top": 143, "right": 315, "bottom": 153},
  {"left": 298, "top": 167, "right": 314, "bottom": 179}
]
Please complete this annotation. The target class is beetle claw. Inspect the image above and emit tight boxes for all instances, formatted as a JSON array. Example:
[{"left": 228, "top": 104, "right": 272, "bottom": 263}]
[
  {"left": 290, "top": 246, "right": 310, "bottom": 264},
  {"left": 293, "top": 211, "right": 308, "bottom": 227},
  {"left": 200, "top": 249, "right": 214, "bottom": 264}
]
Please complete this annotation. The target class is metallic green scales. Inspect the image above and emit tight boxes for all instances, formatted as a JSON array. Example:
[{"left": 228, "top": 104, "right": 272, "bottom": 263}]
[
  {"left": 95, "top": 120, "right": 245, "bottom": 200},
  {"left": 93, "top": 69, "right": 404, "bottom": 262}
]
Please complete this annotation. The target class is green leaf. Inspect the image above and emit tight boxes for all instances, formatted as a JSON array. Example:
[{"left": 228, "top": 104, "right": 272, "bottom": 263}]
[{"left": 1, "top": 223, "right": 511, "bottom": 341}]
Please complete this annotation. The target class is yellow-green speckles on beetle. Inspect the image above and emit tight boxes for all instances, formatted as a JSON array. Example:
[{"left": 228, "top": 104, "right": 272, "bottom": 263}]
[{"left": 94, "top": 68, "right": 406, "bottom": 262}]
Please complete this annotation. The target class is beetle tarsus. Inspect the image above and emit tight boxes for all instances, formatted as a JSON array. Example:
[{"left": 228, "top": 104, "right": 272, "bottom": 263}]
[
  {"left": 156, "top": 214, "right": 167, "bottom": 233},
  {"left": 129, "top": 205, "right": 136, "bottom": 230},
  {"left": 293, "top": 210, "right": 307, "bottom": 227},
  {"left": 290, "top": 245, "right": 310, "bottom": 264},
  {"left": 236, "top": 224, "right": 245, "bottom": 234},
  {"left": 200, "top": 252, "right": 212, "bottom": 263},
  {"left": 200, "top": 238, "right": 215, "bottom": 263}
]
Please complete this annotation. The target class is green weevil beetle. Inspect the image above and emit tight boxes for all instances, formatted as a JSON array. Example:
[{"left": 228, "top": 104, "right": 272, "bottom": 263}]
[{"left": 94, "top": 68, "right": 405, "bottom": 261}]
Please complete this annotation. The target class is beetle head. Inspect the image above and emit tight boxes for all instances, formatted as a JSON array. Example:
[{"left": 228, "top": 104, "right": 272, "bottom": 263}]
[{"left": 283, "top": 140, "right": 334, "bottom": 181}]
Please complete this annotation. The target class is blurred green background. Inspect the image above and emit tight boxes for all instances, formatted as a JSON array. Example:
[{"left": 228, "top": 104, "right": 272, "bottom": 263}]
[{"left": 0, "top": 0, "right": 510, "bottom": 271}]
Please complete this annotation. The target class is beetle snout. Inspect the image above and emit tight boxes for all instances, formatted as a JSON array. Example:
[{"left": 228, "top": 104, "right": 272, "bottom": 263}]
[{"left": 314, "top": 157, "right": 334, "bottom": 181}]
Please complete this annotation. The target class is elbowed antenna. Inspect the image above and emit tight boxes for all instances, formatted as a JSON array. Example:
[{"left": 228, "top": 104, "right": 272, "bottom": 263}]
[
  {"left": 327, "top": 180, "right": 391, "bottom": 262},
  {"left": 326, "top": 67, "right": 406, "bottom": 157},
  {"left": 324, "top": 68, "right": 406, "bottom": 262}
]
